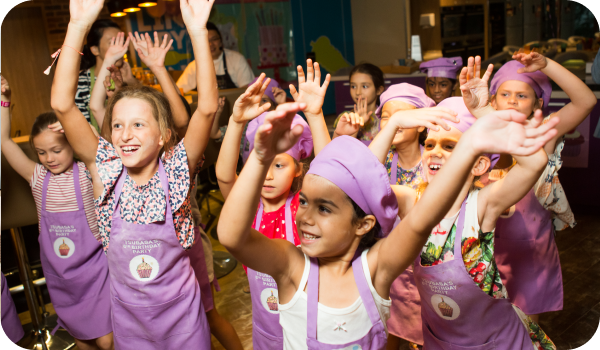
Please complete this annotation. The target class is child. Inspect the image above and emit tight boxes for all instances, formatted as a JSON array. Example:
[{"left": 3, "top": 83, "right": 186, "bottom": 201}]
[
  {"left": 460, "top": 54, "right": 596, "bottom": 322},
  {"left": 217, "top": 94, "right": 557, "bottom": 349},
  {"left": 420, "top": 57, "right": 463, "bottom": 105},
  {"left": 333, "top": 63, "right": 385, "bottom": 144},
  {"left": 50, "top": 0, "right": 218, "bottom": 348},
  {"left": 215, "top": 74, "right": 313, "bottom": 349},
  {"left": 1, "top": 75, "right": 113, "bottom": 349}
]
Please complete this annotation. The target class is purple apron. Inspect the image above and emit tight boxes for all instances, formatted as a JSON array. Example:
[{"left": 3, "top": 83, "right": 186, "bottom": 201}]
[
  {"left": 39, "top": 162, "right": 112, "bottom": 340},
  {"left": 1, "top": 273, "right": 24, "bottom": 343},
  {"left": 495, "top": 189, "right": 563, "bottom": 314},
  {"left": 414, "top": 199, "right": 532, "bottom": 350},
  {"left": 305, "top": 256, "right": 387, "bottom": 349},
  {"left": 187, "top": 227, "right": 214, "bottom": 312},
  {"left": 107, "top": 160, "right": 210, "bottom": 350},
  {"left": 248, "top": 193, "right": 296, "bottom": 350},
  {"left": 387, "top": 145, "right": 425, "bottom": 344}
]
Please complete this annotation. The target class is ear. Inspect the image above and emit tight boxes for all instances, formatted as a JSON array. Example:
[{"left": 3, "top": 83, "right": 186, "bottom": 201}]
[
  {"left": 355, "top": 215, "right": 376, "bottom": 238},
  {"left": 294, "top": 161, "right": 303, "bottom": 178},
  {"left": 472, "top": 155, "right": 491, "bottom": 177},
  {"left": 376, "top": 85, "right": 385, "bottom": 96},
  {"left": 158, "top": 129, "right": 172, "bottom": 148},
  {"left": 90, "top": 45, "right": 100, "bottom": 57},
  {"left": 417, "top": 126, "right": 425, "bottom": 133},
  {"left": 537, "top": 97, "right": 544, "bottom": 110},
  {"left": 490, "top": 94, "right": 497, "bottom": 109}
]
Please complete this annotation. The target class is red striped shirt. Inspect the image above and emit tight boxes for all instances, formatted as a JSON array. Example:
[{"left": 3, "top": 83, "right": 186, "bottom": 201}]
[{"left": 30, "top": 162, "right": 100, "bottom": 242}]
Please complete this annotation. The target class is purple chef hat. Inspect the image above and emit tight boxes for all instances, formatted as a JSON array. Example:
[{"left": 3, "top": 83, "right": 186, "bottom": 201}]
[
  {"left": 249, "top": 76, "right": 280, "bottom": 104},
  {"left": 420, "top": 57, "right": 463, "bottom": 79},
  {"left": 307, "top": 136, "right": 398, "bottom": 236},
  {"left": 436, "top": 97, "right": 500, "bottom": 169},
  {"left": 490, "top": 60, "right": 552, "bottom": 108},
  {"left": 245, "top": 112, "right": 313, "bottom": 162},
  {"left": 376, "top": 83, "right": 436, "bottom": 118}
]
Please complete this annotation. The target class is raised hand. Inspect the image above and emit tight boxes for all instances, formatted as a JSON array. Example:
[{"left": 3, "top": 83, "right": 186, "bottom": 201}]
[
  {"left": 388, "top": 107, "right": 457, "bottom": 131},
  {"left": 512, "top": 50, "right": 548, "bottom": 73},
  {"left": 103, "top": 64, "right": 125, "bottom": 97},
  {"left": 69, "top": 0, "right": 104, "bottom": 27},
  {"left": 354, "top": 95, "right": 368, "bottom": 121},
  {"left": 231, "top": 73, "right": 273, "bottom": 124},
  {"left": 469, "top": 109, "right": 559, "bottom": 156},
  {"left": 459, "top": 56, "right": 494, "bottom": 112},
  {"left": 1, "top": 75, "right": 11, "bottom": 99},
  {"left": 131, "top": 32, "right": 173, "bottom": 69},
  {"left": 253, "top": 102, "right": 307, "bottom": 163},
  {"left": 180, "top": 0, "right": 215, "bottom": 33},
  {"left": 289, "top": 59, "right": 330, "bottom": 115},
  {"left": 335, "top": 112, "right": 363, "bottom": 137},
  {"left": 103, "top": 32, "right": 130, "bottom": 66}
]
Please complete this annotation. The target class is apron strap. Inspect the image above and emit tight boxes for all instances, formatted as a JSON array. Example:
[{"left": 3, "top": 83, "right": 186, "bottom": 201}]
[
  {"left": 112, "top": 164, "right": 127, "bottom": 217},
  {"left": 351, "top": 254, "right": 382, "bottom": 328},
  {"left": 284, "top": 193, "right": 295, "bottom": 244},
  {"left": 306, "top": 257, "right": 320, "bottom": 340},
  {"left": 254, "top": 201, "right": 264, "bottom": 231},
  {"left": 453, "top": 196, "right": 469, "bottom": 258},
  {"left": 41, "top": 168, "right": 52, "bottom": 211},
  {"left": 156, "top": 159, "right": 172, "bottom": 218},
  {"left": 391, "top": 150, "right": 398, "bottom": 185},
  {"left": 71, "top": 162, "right": 84, "bottom": 211}
]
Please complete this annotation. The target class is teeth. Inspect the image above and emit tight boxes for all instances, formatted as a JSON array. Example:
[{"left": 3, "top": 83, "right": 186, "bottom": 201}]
[
  {"left": 303, "top": 233, "right": 318, "bottom": 241},
  {"left": 122, "top": 146, "right": 139, "bottom": 152},
  {"left": 429, "top": 164, "right": 441, "bottom": 170}
]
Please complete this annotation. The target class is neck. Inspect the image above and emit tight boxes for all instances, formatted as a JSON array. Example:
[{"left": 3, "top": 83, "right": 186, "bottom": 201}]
[
  {"left": 126, "top": 159, "right": 160, "bottom": 187},
  {"left": 367, "top": 101, "right": 378, "bottom": 114},
  {"left": 445, "top": 179, "right": 473, "bottom": 219},
  {"left": 212, "top": 50, "right": 223, "bottom": 61},
  {"left": 315, "top": 239, "right": 362, "bottom": 276},
  {"left": 94, "top": 57, "right": 103, "bottom": 76},
  {"left": 394, "top": 141, "right": 422, "bottom": 170},
  {"left": 262, "top": 188, "right": 291, "bottom": 212}
]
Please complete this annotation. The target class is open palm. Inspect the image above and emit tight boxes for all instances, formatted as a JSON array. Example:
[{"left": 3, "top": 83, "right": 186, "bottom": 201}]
[
  {"left": 104, "top": 32, "right": 130, "bottom": 66},
  {"left": 290, "top": 59, "right": 330, "bottom": 115},
  {"left": 131, "top": 32, "right": 173, "bottom": 69},
  {"left": 460, "top": 56, "right": 493, "bottom": 112},
  {"left": 253, "top": 103, "right": 306, "bottom": 162},
  {"left": 69, "top": 0, "right": 104, "bottom": 27},
  {"left": 180, "top": 0, "right": 215, "bottom": 32},
  {"left": 231, "top": 73, "right": 272, "bottom": 123}
]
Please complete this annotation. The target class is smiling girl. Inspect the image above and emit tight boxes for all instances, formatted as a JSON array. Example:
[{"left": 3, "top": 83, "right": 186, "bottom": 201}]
[
  {"left": 2, "top": 74, "right": 113, "bottom": 350},
  {"left": 50, "top": 0, "right": 218, "bottom": 348}
]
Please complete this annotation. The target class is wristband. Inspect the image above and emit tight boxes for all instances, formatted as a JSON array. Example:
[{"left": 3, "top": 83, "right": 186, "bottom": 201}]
[{"left": 1, "top": 101, "right": 10, "bottom": 108}]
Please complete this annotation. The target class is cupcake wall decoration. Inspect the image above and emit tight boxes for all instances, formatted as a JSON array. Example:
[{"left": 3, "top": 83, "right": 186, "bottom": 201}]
[{"left": 137, "top": 257, "right": 153, "bottom": 279}]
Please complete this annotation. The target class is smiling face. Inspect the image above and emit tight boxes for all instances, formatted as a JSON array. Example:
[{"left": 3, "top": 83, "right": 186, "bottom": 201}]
[
  {"left": 32, "top": 130, "right": 74, "bottom": 174},
  {"left": 262, "top": 153, "right": 301, "bottom": 200},
  {"left": 426, "top": 77, "right": 456, "bottom": 105},
  {"left": 350, "top": 72, "right": 383, "bottom": 107},
  {"left": 111, "top": 98, "right": 165, "bottom": 169},
  {"left": 297, "top": 175, "right": 374, "bottom": 258},
  {"left": 380, "top": 100, "right": 421, "bottom": 146},
  {"left": 491, "top": 80, "right": 543, "bottom": 117},
  {"left": 208, "top": 29, "right": 223, "bottom": 60}
]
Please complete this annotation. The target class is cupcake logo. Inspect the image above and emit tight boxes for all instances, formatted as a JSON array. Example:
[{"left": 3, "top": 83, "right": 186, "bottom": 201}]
[
  {"left": 260, "top": 288, "right": 280, "bottom": 314},
  {"left": 430, "top": 294, "right": 460, "bottom": 320},
  {"left": 129, "top": 255, "right": 159, "bottom": 282},
  {"left": 53, "top": 238, "right": 75, "bottom": 259}
]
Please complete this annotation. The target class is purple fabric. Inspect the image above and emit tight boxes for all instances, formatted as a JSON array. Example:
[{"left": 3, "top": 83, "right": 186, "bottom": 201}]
[
  {"left": 420, "top": 57, "right": 463, "bottom": 79},
  {"left": 376, "top": 83, "right": 436, "bottom": 118},
  {"left": 250, "top": 76, "right": 280, "bottom": 104},
  {"left": 246, "top": 112, "right": 313, "bottom": 160},
  {"left": 307, "top": 136, "right": 398, "bottom": 236},
  {"left": 490, "top": 60, "right": 552, "bottom": 108},
  {"left": 436, "top": 97, "right": 499, "bottom": 169}
]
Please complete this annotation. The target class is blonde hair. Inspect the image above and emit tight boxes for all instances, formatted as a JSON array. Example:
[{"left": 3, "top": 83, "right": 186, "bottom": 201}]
[{"left": 104, "top": 86, "right": 178, "bottom": 156}]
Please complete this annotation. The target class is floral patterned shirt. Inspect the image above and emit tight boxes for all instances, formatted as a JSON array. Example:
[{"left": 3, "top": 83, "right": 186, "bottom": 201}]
[
  {"left": 384, "top": 147, "right": 425, "bottom": 188},
  {"left": 95, "top": 137, "right": 203, "bottom": 253},
  {"left": 333, "top": 111, "right": 380, "bottom": 142}
]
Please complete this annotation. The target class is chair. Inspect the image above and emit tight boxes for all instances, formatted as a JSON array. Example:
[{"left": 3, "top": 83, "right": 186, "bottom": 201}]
[{"left": 553, "top": 51, "right": 590, "bottom": 65}]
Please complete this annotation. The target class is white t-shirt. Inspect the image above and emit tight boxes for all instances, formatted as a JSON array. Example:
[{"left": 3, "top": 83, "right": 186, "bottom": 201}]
[
  {"left": 279, "top": 250, "right": 391, "bottom": 349},
  {"left": 176, "top": 48, "right": 255, "bottom": 93}
]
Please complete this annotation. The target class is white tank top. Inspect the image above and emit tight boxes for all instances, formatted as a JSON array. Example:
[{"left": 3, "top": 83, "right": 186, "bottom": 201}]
[{"left": 278, "top": 249, "right": 391, "bottom": 349}]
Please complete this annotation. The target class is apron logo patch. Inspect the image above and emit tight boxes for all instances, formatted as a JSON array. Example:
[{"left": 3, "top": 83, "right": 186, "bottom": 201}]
[
  {"left": 260, "top": 288, "right": 279, "bottom": 314},
  {"left": 53, "top": 238, "right": 75, "bottom": 258},
  {"left": 129, "top": 255, "right": 160, "bottom": 281},
  {"left": 430, "top": 294, "right": 460, "bottom": 321}
]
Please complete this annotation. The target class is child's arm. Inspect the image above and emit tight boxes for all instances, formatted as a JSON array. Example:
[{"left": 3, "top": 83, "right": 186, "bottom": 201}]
[
  {"left": 1, "top": 75, "right": 36, "bottom": 181},
  {"left": 368, "top": 107, "right": 457, "bottom": 163},
  {"left": 210, "top": 96, "right": 226, "bottom": 139},
  {"left": 216, "top": 75, "right": 272, "bottom": 200},
  {"left": 130, "top": 32, "right": 190, "bottom": 137},
  {"left": 289, "top": 59, "right": 331, "bottom": 155},
  {"left": 89, "top": 32, "right": 130, "bottom": 130},
  {"left": 50, "top": 0, "right": 103, "bottom": 180},
  {"left": 512, "top": 52, "right": 597, "bottom": 154},
  {"left": 218, "top": 103, "right": 307, "bottom": 285},
  {"left": 372, "top": 109, "right": 560, "bottom": 296},
  {"left": 180, "top": 0, "right": 218, "bottom": 172}
]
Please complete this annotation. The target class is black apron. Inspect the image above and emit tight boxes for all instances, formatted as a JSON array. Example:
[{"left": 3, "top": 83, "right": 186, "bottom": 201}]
[{"left": 217, "top": 51, "right": 237, "bottom": 90}]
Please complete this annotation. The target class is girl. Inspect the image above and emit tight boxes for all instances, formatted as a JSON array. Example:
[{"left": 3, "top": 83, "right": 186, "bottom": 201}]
[
  {"left": 420, "top": 57, "right": 463, "bottom": 105},
  {"left": 217, "top": 97, "right": 557, "bottom": 349},
  {"left": 1, "top": 75, "right": 113, "bottom": 350},
  {"left": 50, "top": 0, "right": 218, "bottom": 348},
  {"left": 460, "top": 54, "right": 596, "bottom": 322},
  {"left": 333, "top": 63, "right": 385, "bottom": 144},
  {"left": 215, "top": 74, "right": 313, "bottom": 349},
  {"left": 76, "top": 19, "right": 138, "bottom": 131}
]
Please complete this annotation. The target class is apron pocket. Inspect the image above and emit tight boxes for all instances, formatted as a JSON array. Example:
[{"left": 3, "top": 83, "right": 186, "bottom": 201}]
[
  {"left": 253, "top": 323, "right": 284, "bottom": 349},
  {"left": 424, "top": 325, "right": 496, "bottom": 350},
  {"left": 113, "top": 294, "right": 191, "bottom": 342},
  {"left": 45, "top": 266, "right": 107, "bottom": 306}
]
